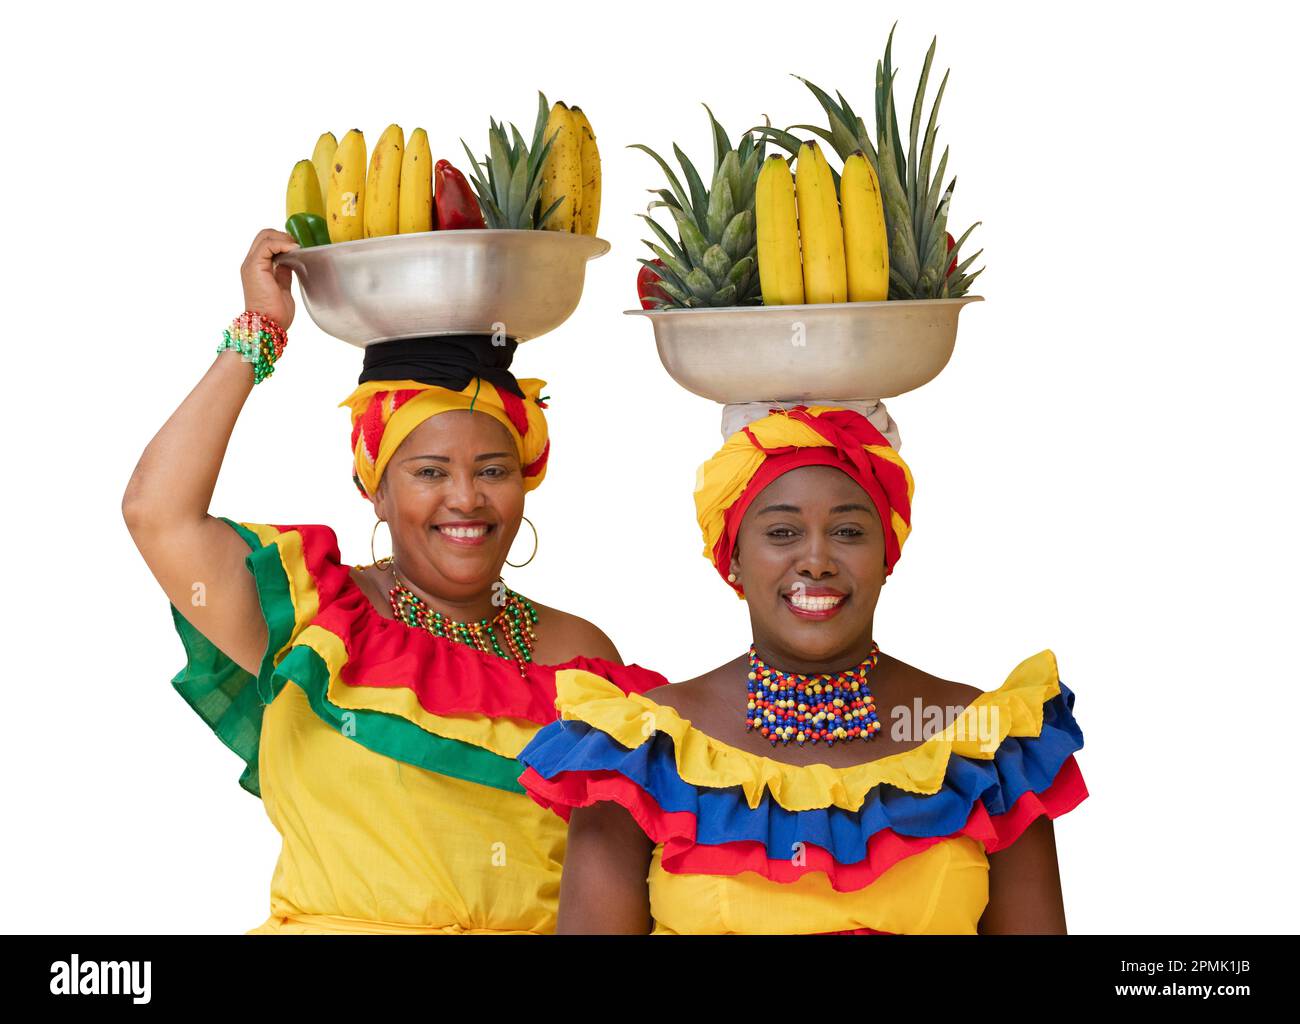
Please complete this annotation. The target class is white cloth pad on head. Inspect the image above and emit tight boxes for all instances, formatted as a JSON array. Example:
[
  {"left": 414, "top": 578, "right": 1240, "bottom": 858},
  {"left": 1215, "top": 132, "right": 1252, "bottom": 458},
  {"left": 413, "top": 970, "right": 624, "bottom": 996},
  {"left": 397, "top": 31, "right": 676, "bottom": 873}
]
[{"left": 719, "top": 398, "right": 902, "bottom": 450}]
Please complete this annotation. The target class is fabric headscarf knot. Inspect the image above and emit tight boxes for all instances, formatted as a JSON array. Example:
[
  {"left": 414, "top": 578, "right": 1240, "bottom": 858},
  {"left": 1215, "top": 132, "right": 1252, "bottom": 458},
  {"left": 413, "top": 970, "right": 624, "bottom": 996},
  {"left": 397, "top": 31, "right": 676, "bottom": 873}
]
[
  {"left": 694, "top": 405, "right": 914, "bottom": 598},
  {"left": 720, "top": 398, "right": 900, "bottom": 447},
  {"left": 338, "top": 337, "right": 550, "bottom": 499}
]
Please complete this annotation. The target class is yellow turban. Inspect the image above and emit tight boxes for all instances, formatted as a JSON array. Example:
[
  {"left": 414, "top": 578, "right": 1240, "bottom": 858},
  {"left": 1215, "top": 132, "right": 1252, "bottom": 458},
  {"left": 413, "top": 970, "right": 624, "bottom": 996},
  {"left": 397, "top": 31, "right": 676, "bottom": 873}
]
[{"left": 339, "top": 377, "right": 551, "bottom": 499}]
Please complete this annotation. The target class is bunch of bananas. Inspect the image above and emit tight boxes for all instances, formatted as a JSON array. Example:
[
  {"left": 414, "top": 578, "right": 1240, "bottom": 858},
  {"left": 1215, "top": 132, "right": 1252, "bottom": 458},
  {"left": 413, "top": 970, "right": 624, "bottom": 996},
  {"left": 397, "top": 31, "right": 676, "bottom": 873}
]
[
  {"left": 755, "top": 140, "right": 888, "bottom": 306},
  {"left": 538, "top": 100, "right": 600, "bottom": 234},
  {"left": 287, "top": 99, "right": 599, "bottom": 245},
  {"left": 286, "top": 126, "right": 438, "bottom": 243}
]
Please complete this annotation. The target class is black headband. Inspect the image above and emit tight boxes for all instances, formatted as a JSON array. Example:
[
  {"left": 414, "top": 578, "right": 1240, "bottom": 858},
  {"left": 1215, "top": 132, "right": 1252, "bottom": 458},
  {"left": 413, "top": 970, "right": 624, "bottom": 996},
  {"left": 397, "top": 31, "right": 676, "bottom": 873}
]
[{"left": 357, "top": 335, "right": 524, "bottom": 398}]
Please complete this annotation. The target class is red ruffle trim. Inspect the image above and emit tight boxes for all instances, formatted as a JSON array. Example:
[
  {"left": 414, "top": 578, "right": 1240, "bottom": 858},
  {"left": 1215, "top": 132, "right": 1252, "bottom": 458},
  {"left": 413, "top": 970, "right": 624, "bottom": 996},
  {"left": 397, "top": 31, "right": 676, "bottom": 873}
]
[
  {"left": 274, "top": 522, "right": 666, "bottom": 722},
  {"left": 519, "top": 755, "right": 1088, "bottom": 894}
]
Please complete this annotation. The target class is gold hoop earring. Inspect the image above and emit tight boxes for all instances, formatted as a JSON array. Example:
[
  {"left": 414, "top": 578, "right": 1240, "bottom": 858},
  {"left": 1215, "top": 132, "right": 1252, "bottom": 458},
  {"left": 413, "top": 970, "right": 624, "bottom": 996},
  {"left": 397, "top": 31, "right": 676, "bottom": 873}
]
[
  {"left": 505, "top": 515, "right": 538, "bottom": 568},
  {"left": 370, "top": 519, "right": 394, "bottom": 571}
]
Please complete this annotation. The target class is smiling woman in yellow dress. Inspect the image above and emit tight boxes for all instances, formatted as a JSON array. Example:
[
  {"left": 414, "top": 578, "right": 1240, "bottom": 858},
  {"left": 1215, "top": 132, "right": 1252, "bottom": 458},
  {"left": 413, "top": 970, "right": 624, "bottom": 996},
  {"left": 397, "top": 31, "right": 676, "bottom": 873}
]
[
  {"left": 122, "top": 229, "right": 661, "bottom": 934},
  {"left": 518, "top": 403, "right": 1089, "bottom": 934}
]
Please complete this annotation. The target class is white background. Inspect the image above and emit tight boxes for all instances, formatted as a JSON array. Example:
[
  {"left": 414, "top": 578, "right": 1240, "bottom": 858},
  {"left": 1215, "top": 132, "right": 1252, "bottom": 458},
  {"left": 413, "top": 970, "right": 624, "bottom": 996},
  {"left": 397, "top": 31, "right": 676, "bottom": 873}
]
[{"left": 3, "top": 0, "right": 1296, "bottom": 934}]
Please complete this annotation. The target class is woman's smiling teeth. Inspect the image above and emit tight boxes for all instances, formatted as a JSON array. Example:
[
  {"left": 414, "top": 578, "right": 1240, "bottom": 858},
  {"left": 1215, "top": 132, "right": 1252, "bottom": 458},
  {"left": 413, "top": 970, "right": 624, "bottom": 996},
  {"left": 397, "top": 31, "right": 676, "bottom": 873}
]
[
  {"left": 435, "top": 523, "right": 490, "bottom": 539},
  {"left": 787, "top": 592, "right": 845, "bottom": 611}
]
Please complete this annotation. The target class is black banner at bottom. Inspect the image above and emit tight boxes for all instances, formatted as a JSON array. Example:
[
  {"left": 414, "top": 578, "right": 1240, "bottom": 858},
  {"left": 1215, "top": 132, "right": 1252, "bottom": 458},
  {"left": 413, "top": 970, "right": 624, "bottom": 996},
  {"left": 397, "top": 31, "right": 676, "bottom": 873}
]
[{"left": 2, "top": 933, "right": 1279, "bottom": 1012}]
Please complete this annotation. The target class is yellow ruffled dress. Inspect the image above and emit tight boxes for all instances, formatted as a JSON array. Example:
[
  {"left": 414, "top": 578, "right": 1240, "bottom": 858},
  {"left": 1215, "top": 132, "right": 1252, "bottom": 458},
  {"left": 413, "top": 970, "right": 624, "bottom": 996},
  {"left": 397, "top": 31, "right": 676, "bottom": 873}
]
[
  {"left": 169, "top": 518, "right": 662, "bottom": 934},
  {"left": 518, "top": 651, "right": 1088, "bottom": 934}
]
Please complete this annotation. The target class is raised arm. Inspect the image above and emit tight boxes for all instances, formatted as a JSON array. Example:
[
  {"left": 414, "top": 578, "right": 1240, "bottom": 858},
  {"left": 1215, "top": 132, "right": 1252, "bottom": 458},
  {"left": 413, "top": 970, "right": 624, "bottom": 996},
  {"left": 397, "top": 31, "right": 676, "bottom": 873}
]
[
  {"left": 121, "top": 229, "right": 299, "bottom": 676},
  {"left": 556, "top": 801, "right": 655, "bottom": 934}
]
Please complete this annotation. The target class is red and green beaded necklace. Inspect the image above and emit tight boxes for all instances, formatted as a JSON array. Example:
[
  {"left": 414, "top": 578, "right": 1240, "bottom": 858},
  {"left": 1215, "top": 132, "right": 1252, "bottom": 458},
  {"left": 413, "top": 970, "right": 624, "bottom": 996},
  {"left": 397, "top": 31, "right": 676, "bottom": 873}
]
[
  {"left": 746, "top": 642, "right": 883, "bottom": 746},
  {"left": 389, "top": 573, "right": 539, "bottom": 673}
]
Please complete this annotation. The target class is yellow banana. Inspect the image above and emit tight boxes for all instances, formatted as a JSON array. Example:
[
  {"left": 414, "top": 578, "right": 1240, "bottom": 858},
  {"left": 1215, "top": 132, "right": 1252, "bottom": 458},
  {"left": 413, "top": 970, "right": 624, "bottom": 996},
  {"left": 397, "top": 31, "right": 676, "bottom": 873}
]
[
  {"left": 570, "top": 106, "right": 601, "bottom": 236},
  {"left": 841, "top": 151, "right": 889, "bottom": 301},
  {"left": 538, "top": 101, "right": 582, "bottom": 232},
  {"left": 310, "top": 132, "right": 337, "bottom": 211},
  {"left": 755, "top": 155, "right": 804, "bottom": 306},
  {"left": 326, "top": 129, "right": 366, "bottom": 242},
  {"left": 398, "top": 127, "right": 433, "bottom": 233},
  {"left": 286, "top": 159, "right": 325, "bottom": 219},
  {"left": 364, "top": 124, "right": 404, "bottom": 238},
  {"left": 794, "top": 141, "right": 847, "bottom": 303}
]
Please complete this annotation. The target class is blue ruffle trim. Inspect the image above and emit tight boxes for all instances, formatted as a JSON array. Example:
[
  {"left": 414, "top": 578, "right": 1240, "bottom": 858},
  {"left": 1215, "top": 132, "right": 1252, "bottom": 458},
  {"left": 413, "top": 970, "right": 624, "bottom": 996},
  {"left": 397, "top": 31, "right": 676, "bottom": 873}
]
[{"left": 518, "top": 686, "right": 1083, "bottom": 866}]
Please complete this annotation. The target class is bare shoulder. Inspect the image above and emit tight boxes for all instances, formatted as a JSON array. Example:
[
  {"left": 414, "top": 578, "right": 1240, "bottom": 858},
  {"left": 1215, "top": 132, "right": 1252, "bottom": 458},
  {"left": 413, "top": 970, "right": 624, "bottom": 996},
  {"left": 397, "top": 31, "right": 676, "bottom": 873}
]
[
  {"left": 881, "top": 652, "right": 985, "bottom": 712},
  {"left": 532, "top": 600, "right": 622, "bottom": 665},
  {"left": 642, "top": 677, "right": 691, "bottom": 714},
  {"left": 643, "top": 657, "right": 744, "bottom": 715}
]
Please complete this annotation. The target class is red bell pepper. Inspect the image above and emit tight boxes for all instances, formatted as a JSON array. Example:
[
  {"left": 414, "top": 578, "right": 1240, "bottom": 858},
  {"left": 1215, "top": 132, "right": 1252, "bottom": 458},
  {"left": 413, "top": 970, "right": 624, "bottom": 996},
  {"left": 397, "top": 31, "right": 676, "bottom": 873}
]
[
  {"left": 435, "top": 159, "right": 486, "bottom": 229},
  {"left": 637, "top": 259, "right": 671, "bottom": 309}
]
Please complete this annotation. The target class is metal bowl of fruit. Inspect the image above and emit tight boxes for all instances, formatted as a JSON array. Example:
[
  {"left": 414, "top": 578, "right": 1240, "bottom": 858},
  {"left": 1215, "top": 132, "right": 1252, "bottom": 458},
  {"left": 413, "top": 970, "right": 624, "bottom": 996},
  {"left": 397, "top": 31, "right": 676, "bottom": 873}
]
[
  {"left": 625, "top": 296, "right": 982, "bottom": 404},
  {"left": 274, "top": 230, "right": 610, "bottom": 347}
]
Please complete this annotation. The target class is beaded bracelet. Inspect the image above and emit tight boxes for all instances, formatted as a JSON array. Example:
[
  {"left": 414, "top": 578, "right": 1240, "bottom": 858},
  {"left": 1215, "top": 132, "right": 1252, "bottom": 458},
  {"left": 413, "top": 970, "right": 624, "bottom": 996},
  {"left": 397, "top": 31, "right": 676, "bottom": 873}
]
[{"left": 217, "top": 311, "right": 288, "bottom": 384}]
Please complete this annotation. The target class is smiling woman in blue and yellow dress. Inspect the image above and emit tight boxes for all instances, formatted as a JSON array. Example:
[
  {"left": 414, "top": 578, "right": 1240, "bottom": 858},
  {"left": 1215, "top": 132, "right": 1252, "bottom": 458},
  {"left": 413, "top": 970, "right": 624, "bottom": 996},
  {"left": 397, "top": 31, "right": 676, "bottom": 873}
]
[
  {"left": 122, "top": 228, "right": 661, "bottom": 933},
  {"left": 518, "top": 403, "right": 1089, "bottom": 934}
]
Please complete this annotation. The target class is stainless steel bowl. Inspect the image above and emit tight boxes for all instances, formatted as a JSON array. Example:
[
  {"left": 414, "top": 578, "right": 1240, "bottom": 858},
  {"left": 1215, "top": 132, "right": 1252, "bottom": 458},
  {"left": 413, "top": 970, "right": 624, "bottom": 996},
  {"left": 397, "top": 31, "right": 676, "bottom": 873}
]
[
  {"left": 274, "top": 229, "right": 610, "bottom": 347},
  {"left": 626, "top": 296, "right": 983, "bottom": 403}
]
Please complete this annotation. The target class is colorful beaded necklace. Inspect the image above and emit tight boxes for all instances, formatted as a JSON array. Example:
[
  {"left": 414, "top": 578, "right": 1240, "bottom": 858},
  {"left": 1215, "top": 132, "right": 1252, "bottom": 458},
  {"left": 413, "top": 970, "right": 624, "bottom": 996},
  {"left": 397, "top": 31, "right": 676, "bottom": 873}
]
[
  {"left": 746, "top": 642, "right": 882, "bottom": 746},
  {"left": 389, "top": 572, "right": 539, "bottom": 673}
]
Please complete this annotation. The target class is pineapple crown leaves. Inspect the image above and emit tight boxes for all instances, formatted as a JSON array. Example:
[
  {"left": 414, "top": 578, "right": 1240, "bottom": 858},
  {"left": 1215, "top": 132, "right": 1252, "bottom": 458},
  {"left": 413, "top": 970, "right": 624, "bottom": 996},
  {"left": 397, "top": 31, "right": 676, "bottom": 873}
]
[
  {"left": 773, "top": 21, "right": 984, "bottom": 299},
  {"left": 745, "top": 109, "right": 853, "bottom": 196},
  {"left": 742, "top": 114, "right": 811, "bottom": 171},
  {"left": 630, "top": 105, "right": 764, "bottom": 308},
  {"left": 460, "top": 91, "right": 564, "bottom": 229}
]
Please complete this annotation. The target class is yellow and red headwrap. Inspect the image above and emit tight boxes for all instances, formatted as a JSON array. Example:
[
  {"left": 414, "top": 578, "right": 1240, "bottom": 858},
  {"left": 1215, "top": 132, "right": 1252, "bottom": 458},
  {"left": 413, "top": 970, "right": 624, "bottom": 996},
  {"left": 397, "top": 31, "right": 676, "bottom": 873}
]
[
  {"left": 694, "top": 405, "right": 914, "bottom": 597},
  {"left": 339, "top": 376, "right": 551, "bottom": 499}
]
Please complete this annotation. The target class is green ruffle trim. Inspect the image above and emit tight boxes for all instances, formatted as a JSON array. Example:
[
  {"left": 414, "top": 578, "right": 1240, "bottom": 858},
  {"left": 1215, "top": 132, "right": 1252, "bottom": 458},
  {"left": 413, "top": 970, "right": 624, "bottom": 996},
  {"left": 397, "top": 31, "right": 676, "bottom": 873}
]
[{"left": 168, "top": 517, "right": 526, "bottom": 798}]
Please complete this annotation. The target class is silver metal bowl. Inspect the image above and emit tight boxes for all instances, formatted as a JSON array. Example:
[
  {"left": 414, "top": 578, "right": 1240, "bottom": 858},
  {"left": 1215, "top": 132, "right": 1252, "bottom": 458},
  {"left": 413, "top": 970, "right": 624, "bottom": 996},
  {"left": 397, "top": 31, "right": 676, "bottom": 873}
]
[
  {"left": 626, "top": 296, "right": 983, "bottom": 403},
  {"left": 274, "top": 229, "right": 610, "bottom": 347}
]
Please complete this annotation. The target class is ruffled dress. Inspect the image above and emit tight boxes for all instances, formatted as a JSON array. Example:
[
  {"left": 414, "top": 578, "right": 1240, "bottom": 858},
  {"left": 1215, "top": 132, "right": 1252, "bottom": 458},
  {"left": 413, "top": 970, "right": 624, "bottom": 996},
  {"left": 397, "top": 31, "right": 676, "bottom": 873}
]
[
  {"left": 168, "top": 518, "right": 661, "bottom": 934},
  {"left": 517, "top": 652, "right": 1088, "bottom": 934}
]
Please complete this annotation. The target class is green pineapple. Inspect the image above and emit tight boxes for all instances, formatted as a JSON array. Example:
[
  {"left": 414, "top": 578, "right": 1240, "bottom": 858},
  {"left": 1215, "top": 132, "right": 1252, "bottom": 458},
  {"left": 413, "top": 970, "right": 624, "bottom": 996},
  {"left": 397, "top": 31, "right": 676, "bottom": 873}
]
[
  {"left": 461, "top": 92, "right": 565, "bottom": 229},
  {"left": 765, "top": 24, "right": 983, "bottom": 299},
  {"left": 632, "top": 107, "right": 764, "bottom": 308}
]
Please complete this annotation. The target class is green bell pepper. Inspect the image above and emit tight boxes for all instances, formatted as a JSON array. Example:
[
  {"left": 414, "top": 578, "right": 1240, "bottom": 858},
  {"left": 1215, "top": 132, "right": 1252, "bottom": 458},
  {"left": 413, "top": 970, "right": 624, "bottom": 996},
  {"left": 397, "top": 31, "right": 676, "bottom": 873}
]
[{"left": 285, "top": 212, "right": 331, "bottom": 248}]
